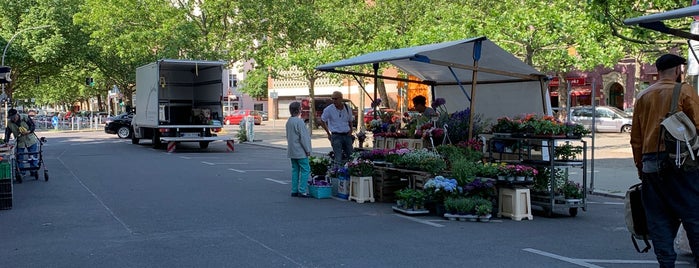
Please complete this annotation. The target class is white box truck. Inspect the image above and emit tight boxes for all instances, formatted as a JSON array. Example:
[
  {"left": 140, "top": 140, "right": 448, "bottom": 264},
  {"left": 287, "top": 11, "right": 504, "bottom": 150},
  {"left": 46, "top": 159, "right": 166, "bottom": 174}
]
[{"left": 131, "top": 59, "right": 234, "bottom": 152}]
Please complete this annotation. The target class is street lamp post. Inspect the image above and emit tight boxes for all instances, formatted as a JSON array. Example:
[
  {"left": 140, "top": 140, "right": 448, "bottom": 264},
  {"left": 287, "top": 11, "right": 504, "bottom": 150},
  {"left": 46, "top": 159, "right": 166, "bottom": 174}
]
[
  {"left": 1, "top": 25, "right": 50, "bottom": 126},
  {"left": 2, "top": 25, "right": 51, "bottom": 97}
]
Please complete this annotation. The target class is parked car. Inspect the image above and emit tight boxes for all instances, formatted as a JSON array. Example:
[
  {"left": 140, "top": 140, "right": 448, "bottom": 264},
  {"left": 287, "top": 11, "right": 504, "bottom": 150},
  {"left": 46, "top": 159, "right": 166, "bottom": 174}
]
[
  {"left": 364, "top": 108, "right": 400, "bottom": 124},
  {"left": 224, "top": 110, "right": 262, "bottom": 125},
  {"left": 570, "top": 106, "right": 632, "bottom": 133},
  {"left": 104, "top": 113, "right": 134, "bottom": 138},
  {"left": 259, "top": 111, "right": 269, "bottom": 121}
]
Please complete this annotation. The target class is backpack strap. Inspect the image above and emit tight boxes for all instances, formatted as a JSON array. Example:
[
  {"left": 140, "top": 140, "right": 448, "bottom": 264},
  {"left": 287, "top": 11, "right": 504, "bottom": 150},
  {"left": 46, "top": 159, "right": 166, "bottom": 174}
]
[
  {"left": 669, "top": 83, "right": 682, "bottom": 115},
  {"left": 657, "top": 83, "right": 684, "bottom": 167},
  {"left": 632, "top": 234, "right": 652, "bottom": 253}
]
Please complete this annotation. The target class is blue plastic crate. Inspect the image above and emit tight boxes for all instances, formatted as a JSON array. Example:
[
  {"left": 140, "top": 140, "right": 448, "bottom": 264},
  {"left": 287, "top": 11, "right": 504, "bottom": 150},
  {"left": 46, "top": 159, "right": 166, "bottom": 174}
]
[{"left": 309, "top": 185, "right": 332, "bottom": 199}]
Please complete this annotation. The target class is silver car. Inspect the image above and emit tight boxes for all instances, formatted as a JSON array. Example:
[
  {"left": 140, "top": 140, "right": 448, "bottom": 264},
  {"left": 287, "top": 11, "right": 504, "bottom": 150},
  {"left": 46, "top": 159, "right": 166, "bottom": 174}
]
[{"left": 570, "top": 106, "right": 632, "bottom": 133}]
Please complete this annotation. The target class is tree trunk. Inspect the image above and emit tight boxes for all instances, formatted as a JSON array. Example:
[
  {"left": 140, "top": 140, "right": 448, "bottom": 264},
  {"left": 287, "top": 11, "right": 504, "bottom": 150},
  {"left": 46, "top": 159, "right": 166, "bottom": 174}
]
[
  {"left": 378, "top": 79, "right": 391, "bottom": 109},
  {"left": 557, "top": 73, "right": 568, "bottom": 121},
  {"left": 308, "top": 77, "right": 317, "bottom": 134}
]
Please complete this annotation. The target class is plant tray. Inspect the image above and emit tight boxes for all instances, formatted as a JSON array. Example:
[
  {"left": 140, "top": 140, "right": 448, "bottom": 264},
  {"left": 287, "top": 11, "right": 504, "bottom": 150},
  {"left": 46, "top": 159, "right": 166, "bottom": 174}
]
[
  {"left": 444, "top": 213, "right": 480, "bottom": 222},
  {"left": 308, "top": 185, "right": 332, "bottom": 199},
  {"left": 392, "top": 206, "right": 430, "bottom": 215}
]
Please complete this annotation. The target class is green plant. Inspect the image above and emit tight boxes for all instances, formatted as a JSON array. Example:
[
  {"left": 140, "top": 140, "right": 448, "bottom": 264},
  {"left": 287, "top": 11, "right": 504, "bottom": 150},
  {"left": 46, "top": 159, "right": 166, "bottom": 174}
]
[
  {"left": 564, "top": 122, "right": 591, "bottom": 136},
  {"left": 458, "top": 197, "right": 476, "bottom": 215},
  {"left": 451, "top": 158, "right": 478, "bottom": 186},
  {"left": 444, "top": 197, "right": 460, "bottom": 214},
  {"left": 397, "top": 188, "right": 427, "bottom": 209},
  {"left": 236, "top": 128, "right": 248, "bottom": 142},
  {"left": 473, "top": 198, "right": 493, "bottom": 216},
  {"left": 554, "top": 143, "right": 583, "bottom": 161}
]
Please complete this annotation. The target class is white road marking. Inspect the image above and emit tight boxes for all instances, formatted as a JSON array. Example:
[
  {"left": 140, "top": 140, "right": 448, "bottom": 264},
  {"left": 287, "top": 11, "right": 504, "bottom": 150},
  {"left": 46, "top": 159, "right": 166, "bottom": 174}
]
[
  {"left": 246, "top": 170, "right": 284, "bottom": 172},
  {"left": 264, "top": 178, "right": 288, "bottom": 185},
  {"left": 394, "top": 214, "right": 445, "bottom": 227},
  {"left": 201, "top": 162, "right": 249, "bottom": 165},
  {"left": 523, "top": 248, "right": 689, "bottom": 266},
  {"left": 179, "top": 156, "right": 191, "bottom": 159},
  {"left": 523, "top": 248, "right": 604, "bottom": 268},
  {"left": 228, "top": 168, "right": 245, "bottom": 173}
]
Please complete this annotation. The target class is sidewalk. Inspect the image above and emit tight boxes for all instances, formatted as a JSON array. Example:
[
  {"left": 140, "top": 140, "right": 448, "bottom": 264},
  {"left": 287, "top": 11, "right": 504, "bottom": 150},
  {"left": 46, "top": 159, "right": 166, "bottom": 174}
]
[{"left": 227, "top": 119, "right": 636, "bottom": 198}]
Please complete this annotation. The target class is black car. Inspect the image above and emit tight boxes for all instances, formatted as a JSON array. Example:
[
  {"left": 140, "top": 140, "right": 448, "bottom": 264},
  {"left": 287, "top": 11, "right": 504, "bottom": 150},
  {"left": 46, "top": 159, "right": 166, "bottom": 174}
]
[
  {"left": 259, "top": 111, "right": 269, "bottom": 121},
  {"left": 104, "top": 113, "right": 134, "bottom": 138}
]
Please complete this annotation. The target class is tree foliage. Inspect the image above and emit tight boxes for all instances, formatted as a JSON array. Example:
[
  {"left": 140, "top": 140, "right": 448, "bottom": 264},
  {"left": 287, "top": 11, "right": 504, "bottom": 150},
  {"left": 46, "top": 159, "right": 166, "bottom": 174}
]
[{"left": 0, "top": 0, "right": 690, "bottom": 114}]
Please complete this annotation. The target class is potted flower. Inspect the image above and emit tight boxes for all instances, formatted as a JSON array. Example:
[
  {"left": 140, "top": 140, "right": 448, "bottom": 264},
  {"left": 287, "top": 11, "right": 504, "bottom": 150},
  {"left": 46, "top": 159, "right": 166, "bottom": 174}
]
[
  {"left": 555, "top": 143, "right": 583, "bottom": 161},
  {"left": 423, "top": 176, "right": 458, "bottom": 216},
  {"left": 345, "top": 159, "right": 374, "bottom": 177},
  {"left": 309, "top": 156, "right": 331, "bottom": 178},
  {"left": 522, "top": 166, "right": 539, "bottom": 182},
  {"left": 491, "top": 117, "right": 518, "bottom": 134},
  {"left": 562, "top": 180, "right": 583, "bottom": 200}
]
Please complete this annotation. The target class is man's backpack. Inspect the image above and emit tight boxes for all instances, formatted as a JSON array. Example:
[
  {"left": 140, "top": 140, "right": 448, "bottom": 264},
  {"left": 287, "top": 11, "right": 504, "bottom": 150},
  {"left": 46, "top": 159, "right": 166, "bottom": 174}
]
[
  {"left": 625, "top": 183, "right": 651, "bottom": 253},
  {"left": 659, "top": 83, "right": 699, "bottom": 168}
]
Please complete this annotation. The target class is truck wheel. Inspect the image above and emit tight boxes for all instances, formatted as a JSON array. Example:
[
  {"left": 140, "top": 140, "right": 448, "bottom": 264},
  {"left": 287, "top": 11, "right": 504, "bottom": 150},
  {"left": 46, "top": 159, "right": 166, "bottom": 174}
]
[
  {"left": 152, "top": 132, "right": 162, "bottom": 149},
  {"left": 199, "top": 142, "right": 210, "bottom": 149}
]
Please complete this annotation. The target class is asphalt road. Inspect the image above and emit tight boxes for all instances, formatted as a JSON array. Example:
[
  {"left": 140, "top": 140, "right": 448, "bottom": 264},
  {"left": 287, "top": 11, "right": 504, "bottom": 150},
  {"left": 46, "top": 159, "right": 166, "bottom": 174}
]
[{"left": 0, "top": 130, "right": 693, "bottom": 267}]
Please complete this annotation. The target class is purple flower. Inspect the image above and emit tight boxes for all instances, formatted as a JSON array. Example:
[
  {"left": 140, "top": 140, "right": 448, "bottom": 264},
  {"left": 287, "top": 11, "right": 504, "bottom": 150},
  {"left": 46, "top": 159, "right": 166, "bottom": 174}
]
[
  {"left": 431, "top": 98, "right": 446, "bottom": 109},
  {"left": 371, "top": 98, "right": 382, "bottom": 107}
]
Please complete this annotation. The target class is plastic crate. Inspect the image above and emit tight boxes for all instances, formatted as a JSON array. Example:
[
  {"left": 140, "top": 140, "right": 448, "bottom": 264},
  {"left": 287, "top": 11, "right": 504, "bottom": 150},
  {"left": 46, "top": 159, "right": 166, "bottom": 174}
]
[
  {"left": 0, "top": 180, "right": 10, "bottom": 193},
  {"left": 0, "top": 161, "right": 11, "bottom": 180},
  {"left": 0, "top": 197, "right": 11, "bottom": 210},
  {"left": 308, "top": 185, "right": 332, "bottom": 199}
]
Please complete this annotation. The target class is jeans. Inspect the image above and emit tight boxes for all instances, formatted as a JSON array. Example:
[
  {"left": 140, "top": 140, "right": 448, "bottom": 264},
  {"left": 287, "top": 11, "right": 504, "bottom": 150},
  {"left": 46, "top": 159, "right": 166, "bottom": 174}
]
[
  {"left": 290, "top": 158, "right": 310, "bottom": 194},
  {"left": 642, "top": 166, "right": 699, "bottom": 267},
  {"left": 330, "top": 134, "right": 353, "bottom": 167},
  {"left": 18, "top": 143, "right": 39, "bottom": 173}
]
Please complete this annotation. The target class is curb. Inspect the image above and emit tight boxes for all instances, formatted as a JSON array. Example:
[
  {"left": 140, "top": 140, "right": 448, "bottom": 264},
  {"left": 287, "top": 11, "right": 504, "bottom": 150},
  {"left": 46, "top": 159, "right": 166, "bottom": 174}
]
[{"left": 590, "top": 191, "right": 625, "bottom": 199}]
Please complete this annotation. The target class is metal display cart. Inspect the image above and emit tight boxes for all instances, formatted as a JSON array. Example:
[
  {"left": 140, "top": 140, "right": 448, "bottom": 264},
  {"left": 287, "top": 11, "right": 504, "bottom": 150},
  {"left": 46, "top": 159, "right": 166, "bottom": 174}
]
[{"left": 488, "top": 135, "right": 587, "bottom": 217}]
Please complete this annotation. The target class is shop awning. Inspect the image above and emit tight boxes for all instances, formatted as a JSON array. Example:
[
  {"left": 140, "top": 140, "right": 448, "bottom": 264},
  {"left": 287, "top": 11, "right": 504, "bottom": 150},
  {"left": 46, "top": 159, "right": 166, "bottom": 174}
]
[{"left": 549, "top": 86, "right": 592, "bottom": 97}]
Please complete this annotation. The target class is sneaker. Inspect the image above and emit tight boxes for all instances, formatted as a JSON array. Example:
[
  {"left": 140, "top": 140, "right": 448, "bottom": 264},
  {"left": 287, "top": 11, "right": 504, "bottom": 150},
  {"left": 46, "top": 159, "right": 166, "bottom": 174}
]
[
  {"left": 298, "top": 193, "right": 310, "bottom": 198},
  {"left": 291, "top": 193, "right": 299, "bottom": 197}
]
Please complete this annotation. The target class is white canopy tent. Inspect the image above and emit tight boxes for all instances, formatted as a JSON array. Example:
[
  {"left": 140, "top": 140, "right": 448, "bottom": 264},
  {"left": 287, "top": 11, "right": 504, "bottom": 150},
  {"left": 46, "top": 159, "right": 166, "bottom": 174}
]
[{"left": 316, "top": 36, "right": 551, "bottom": 139}]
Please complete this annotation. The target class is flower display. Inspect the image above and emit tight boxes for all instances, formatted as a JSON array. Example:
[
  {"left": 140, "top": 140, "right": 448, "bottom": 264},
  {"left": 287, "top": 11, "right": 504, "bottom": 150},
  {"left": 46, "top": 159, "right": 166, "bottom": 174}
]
[
  {"left": 309, "top": 179, "right": 331, "bottom": 187},
  {"left": 309, "top": 156, "right": 331, "bottom": 176},
  {"left": 393, "top": 148, "right": 446, "bottom": 174},
  {"left": 463, "top": 177, "right": 496, "bottom": 199},
  {"left": 345, "top": 159, "right": 374, "bottom": 177},
  {"left": 327, "top": 166, "right": 348, "bottom": 178}
]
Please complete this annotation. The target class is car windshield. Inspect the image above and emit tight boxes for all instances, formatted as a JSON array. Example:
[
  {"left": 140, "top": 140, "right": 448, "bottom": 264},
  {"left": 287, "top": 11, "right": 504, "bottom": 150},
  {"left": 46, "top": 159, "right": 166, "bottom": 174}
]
[{"left": 606, "top": 106, "right": 630, "bottom": 117}]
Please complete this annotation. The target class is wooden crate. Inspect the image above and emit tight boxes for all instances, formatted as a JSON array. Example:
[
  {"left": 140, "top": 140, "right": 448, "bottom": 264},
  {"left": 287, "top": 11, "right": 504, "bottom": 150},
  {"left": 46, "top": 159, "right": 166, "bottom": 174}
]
[
  {"left": 372, "top": 167, "right": 409, "bottom": 202},
  {"left": 374, "top": 136, "right": 386, "bottom": 149},
  {"left": 410, "top": 172, "right": 433, "bottom": 190}
]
